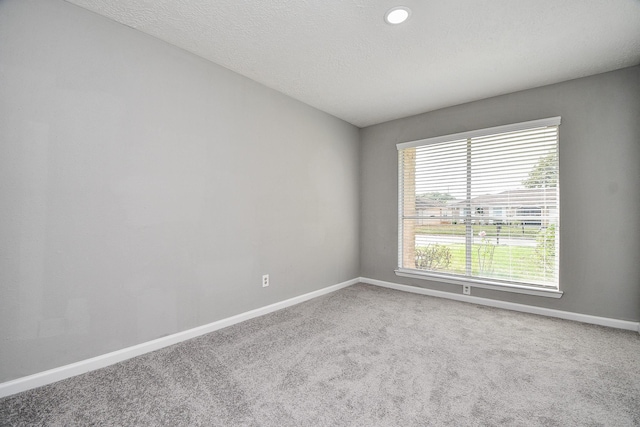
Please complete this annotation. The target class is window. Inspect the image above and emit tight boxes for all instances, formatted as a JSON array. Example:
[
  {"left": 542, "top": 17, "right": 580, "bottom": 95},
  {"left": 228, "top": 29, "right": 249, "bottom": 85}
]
[{"left": 397, "top": 117, "right": 560, "bottom": 293}]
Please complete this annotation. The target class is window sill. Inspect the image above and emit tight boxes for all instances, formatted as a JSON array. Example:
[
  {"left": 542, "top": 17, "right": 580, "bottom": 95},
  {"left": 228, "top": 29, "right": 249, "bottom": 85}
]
[{"left": 394, "top": 268, "right": 563, "bottom": 298}]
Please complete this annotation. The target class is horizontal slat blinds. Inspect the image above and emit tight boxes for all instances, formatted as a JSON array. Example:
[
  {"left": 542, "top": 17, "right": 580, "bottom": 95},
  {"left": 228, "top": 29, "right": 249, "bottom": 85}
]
[{"left": 398, "top": 119, "right": 560, "bottom": 289}]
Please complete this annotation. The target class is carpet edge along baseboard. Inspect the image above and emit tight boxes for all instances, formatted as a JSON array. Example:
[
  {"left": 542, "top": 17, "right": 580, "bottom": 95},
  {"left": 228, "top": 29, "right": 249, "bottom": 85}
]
[
  {"left": 1, "top": 276, "right": 638, "bottom": 399},
  {"left": 0, "top": 278, "right": 359, "bottom": 398}
]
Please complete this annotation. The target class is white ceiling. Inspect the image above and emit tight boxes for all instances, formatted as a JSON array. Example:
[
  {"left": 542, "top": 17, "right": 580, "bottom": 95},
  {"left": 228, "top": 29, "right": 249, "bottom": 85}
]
[{"left": 66, "top": 0, "right": 640, "bottom": 128}]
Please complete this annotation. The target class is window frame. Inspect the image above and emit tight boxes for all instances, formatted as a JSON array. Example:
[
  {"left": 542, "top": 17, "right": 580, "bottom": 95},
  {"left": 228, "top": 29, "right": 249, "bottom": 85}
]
[{"left": 396, "top": 117, "right": 562, "bottom": 298}]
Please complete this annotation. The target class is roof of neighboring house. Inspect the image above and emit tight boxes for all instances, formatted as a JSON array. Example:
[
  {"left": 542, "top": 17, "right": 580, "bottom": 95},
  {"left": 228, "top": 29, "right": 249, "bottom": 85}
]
[{"left": 415, "top": 195, "right": 450, "bottom": 210}]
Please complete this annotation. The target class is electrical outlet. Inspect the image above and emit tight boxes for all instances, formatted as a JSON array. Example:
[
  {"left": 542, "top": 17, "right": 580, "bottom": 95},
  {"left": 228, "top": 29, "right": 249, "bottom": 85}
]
[
  {"left": 463, "top": 285, "right": 471, "bottom": 295},
  {"left": 262, "top": 274, "right": 269, "bottom": 287}
]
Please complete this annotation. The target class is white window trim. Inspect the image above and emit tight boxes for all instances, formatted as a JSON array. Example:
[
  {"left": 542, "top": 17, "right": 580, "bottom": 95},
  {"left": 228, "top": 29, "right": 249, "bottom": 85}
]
[
  {"left": 395, "top": 269, "right": 563, "bottom": 298},
  {"left": 396, "top": 116, "right": 561, "bottom": 150},
  {"left": 396, "top": 117, "right": 562, "bottom": 298}
]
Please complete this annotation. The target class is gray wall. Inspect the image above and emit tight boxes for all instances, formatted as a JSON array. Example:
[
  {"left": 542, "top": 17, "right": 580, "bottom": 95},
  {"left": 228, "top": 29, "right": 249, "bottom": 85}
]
[
  {"left": 0, "top": 0, "right": 360, "bottom": 382},
  {"left": 360, "top": 66, "right": 640, "bottom": 322}
]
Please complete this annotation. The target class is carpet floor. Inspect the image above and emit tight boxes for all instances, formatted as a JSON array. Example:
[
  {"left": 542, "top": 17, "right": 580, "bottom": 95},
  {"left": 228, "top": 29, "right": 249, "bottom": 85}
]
[{"left": 1, "top": 283, "right": 639, "bottom": 426}]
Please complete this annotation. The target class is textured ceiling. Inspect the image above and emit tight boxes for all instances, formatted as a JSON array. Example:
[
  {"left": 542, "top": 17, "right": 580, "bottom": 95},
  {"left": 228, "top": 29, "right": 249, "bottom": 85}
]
[{"left": 65, "top": 0, "right": 640, "bottom": 127}]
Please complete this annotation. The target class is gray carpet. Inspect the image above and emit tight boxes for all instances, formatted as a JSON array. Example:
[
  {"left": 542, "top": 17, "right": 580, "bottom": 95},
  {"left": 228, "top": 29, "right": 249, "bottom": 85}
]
[{"left": 1, "top": 283, "right": 639, "bottom": 426}]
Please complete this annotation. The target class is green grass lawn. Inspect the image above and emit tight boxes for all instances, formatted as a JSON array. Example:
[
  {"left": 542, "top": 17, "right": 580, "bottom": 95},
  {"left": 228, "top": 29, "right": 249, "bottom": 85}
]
[{"left": 417, "top": 243, "right": 556, "bottom": 284}]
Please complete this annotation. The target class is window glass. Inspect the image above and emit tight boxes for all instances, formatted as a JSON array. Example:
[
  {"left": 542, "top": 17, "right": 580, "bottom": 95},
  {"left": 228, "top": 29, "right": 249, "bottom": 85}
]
[{"left": 398, "top": 120, "right": 560, "bottom": 289}]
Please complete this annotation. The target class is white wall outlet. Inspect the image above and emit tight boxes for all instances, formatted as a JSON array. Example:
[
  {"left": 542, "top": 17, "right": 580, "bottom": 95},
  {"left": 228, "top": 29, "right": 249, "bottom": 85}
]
[
  {"left": 262, "top": 274, "right": 269, "bottom": 287},
  {"left": 463, "top": 285, "right": 471, "bottom": 295}
]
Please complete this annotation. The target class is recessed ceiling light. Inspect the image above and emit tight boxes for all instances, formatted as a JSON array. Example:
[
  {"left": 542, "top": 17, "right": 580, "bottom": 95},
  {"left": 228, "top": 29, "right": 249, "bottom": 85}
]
[{"left": 385, "top": 6, "right": 411, "bottom": 25}]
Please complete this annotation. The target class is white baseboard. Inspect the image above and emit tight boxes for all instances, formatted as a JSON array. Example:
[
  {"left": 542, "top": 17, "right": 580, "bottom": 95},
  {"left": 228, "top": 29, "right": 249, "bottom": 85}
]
[
  {"left": 0, "top": 277, "right": 359, "bottom": 399},
  {"left": 3, "top": 276, "right": 637, "bottom": 399},
  {"left": 359, "top": 277, "right": 640, "bottom": 333}
]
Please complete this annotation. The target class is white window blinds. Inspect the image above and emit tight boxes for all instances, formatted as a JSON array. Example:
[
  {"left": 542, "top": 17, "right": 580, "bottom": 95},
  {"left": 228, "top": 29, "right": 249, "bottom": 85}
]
[{"left": 397, "top": 117, "right": 560, "bottom": 289}]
